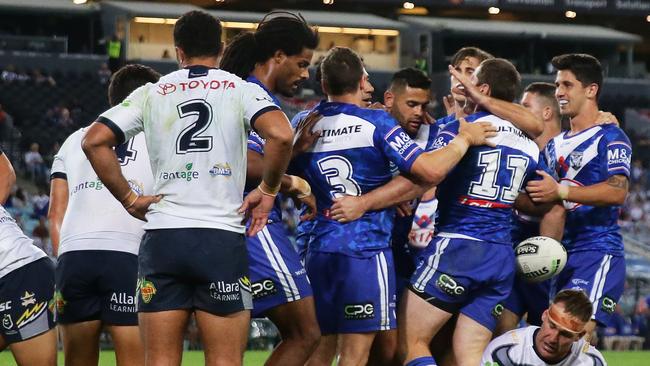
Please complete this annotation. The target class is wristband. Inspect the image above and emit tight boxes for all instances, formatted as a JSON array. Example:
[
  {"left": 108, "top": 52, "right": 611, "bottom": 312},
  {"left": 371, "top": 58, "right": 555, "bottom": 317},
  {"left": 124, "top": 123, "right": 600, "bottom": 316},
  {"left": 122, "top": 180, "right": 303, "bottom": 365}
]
[
  {"left": 259, "top": 180, "right": 281, "bottom": 197},
  {"left": 558, "top": 184, "right": 569, "bottom": 200},
  {"left": 121, "top": 190, "right": 138, "bottom": 209},
  {"left": 290, "top": 175, "right": 312, "bottom": 199}
]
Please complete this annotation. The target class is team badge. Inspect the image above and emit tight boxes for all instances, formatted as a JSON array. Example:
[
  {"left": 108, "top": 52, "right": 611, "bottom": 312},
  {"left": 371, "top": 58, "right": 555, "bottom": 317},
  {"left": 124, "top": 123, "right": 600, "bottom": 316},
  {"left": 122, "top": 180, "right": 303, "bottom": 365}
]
[
  {"left": 2, "top": 314, "right": 12, "bottom": 329},
  {"left": 52, "top": 291, "right": 66, "bottom": 314},
  {"left": 20, "top": 291, "right": 36, "bottom": 307},
  {"left": 138, "top": 278, "right": 157, "bottom": 304},
  {"left": 17, "top": 302, "right": 47, "bottom": 328},
  {"left": 568, "top": 151, "right": 583, "bottom": 170}
]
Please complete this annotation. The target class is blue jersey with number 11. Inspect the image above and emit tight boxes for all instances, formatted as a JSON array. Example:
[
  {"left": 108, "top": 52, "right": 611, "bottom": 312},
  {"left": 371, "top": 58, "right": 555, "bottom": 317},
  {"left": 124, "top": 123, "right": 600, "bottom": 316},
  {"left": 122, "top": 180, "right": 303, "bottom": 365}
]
[{"left": 293, "top": 101, "right": 423, "bottom": 257}]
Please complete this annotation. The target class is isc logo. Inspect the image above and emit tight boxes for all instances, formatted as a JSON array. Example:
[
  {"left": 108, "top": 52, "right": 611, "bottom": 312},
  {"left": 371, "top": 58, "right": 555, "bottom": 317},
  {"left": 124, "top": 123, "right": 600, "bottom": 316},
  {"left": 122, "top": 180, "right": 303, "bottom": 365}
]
[{"left": 344, "top": 303, "right": 374, "bottom": 319}]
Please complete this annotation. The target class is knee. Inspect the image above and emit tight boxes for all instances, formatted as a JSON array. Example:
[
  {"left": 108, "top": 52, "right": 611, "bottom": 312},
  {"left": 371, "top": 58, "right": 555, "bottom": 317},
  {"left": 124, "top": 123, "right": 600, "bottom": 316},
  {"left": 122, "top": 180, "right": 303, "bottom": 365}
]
[{"left": 291, "top": 322, "right": 321, "bottom": 351}]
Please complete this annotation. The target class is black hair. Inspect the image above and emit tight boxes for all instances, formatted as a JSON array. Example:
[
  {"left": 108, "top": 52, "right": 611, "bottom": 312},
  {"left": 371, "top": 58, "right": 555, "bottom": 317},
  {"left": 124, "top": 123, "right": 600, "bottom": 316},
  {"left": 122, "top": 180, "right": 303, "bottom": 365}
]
[
  {"left": 321, "top": 47, "right": 364, "bottom": 96},
  {"left": 551, "top": 53, "right": 603, "bottom": 98},
  {"left": 174, "top": 11, "right": 222, "bottom": 59},
  {"left": 475, "top": 58, "right": 521, "bottom": 102},
  {"left": 389, "top": 67, "right": 431, "bottom": 93},
  {"left": 220, "top": 11, "right": 319, "bottom": 79},
  {"left": 108, "top": 64, "right": 161, "bottom": 107}
]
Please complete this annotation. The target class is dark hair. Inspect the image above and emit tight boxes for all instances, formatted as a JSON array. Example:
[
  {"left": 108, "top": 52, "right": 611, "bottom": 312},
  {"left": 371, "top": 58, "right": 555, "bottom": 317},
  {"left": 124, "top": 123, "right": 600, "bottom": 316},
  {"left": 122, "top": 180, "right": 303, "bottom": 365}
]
[
  {"left": 321, "top": 47, "right": 364, "bottom": 96},
  {"left": 174, "top": 11, "right": 222, "bottom": 59},
  {"left": 552, "top": 289, "right": 593, "bottom": 324},
  {"left": 220, "top": 12, "right": 319, "bottom": 79},
  {"left": 108, "top": 64, "right": 160, "bottom": 107},
  {"left": 451, "top": 47, "right": 494, "bottom": 67},
  {"left": 475, "top": 58, "right": 521, "bottom": 102},
  {"left": 524, "top": 82, "right": 560, "bottom": 117},
  {"left": 551, "top": 54, "right": 603, "bottom": 98},
  {"left": 389, "top": 67, "right": 431, "bottom": 93}
]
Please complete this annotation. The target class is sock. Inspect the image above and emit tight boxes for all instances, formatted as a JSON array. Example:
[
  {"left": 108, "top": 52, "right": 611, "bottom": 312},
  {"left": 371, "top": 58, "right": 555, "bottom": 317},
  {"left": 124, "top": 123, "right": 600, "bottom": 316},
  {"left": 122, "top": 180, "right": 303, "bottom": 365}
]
[{"left": 405, "top": 356, "right": 437, "bottom": 366}]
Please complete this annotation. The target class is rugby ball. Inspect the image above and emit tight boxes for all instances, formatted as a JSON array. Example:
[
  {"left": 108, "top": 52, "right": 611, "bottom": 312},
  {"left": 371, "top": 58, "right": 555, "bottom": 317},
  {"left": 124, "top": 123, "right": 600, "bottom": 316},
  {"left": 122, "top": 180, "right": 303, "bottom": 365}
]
[{"left": 515, "top": 236, "right": 567, "bottom": 283}]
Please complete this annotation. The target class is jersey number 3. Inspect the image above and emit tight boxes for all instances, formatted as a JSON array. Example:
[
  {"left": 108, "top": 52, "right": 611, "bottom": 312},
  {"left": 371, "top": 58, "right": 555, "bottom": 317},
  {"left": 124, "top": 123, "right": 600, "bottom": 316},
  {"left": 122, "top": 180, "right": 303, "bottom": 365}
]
[
  {"left": 317, "top": 156, "right": 361, "bottom": 198},
  {"left": 176, "top": 99, "right": 214, "bottom": 154}
]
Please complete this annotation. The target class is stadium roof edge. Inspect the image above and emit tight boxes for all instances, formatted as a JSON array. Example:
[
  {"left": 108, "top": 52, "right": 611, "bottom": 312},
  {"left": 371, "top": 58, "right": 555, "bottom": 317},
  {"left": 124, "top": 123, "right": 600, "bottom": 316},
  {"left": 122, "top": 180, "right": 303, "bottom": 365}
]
[
  {"left": 400, "top": 16, "right": 642, "bottom": 44},
  {"left": 0, "top": 0, "right": 98, "bottom": 14},
  {"left": 102, "top": 0, "right": 202, "bottom": 18},
  {"left": 277, "top": 9, "right": 407, "bottom": 30}
]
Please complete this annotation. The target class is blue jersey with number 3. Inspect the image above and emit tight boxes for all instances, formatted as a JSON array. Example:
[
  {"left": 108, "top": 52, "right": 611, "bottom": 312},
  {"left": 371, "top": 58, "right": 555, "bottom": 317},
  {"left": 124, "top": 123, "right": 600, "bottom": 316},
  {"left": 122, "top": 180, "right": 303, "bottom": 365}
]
[
  {"left": 433, "top": 111, "right": 542, "bottom": 245},
  {"left": 293, "top": 101, "right": 423, "bottom": 257}
]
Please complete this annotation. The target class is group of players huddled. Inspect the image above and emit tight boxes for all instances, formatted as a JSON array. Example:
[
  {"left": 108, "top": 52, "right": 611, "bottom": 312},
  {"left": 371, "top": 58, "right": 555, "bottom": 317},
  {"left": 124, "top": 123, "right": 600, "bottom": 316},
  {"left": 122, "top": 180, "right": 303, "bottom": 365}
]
[{"left": 0, "top": 8, "right": 628, "bottom": 366}]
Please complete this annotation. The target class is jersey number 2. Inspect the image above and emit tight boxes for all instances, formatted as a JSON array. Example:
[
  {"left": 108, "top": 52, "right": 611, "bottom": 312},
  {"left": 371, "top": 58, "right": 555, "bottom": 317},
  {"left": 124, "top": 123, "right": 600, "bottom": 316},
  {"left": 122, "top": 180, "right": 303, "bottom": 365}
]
[
  {"left": 176, "top": 99, "right": 213, "bottom": 154},
  {"left": 317, "top": 156, "right": 361, "bottom": 198},
  {"left": 469, "top": 150, "right": 529, "bottom": 203}
]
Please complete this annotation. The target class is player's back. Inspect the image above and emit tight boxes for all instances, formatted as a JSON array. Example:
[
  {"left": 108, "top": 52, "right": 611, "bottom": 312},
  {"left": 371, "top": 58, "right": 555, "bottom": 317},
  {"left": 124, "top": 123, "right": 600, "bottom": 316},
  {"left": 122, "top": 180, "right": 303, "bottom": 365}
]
[
  {"left": 435, "top": 111, "right": 540, "bottom": 245},
  {"left": 293, "top": 101, "right": 422, "bottom": 255},
  {"left": 102, "top": 65, "right": 278, "bottom": 233},
  {"left": 0, "top": 206, "right": 46, "bottom": 277},
  {"left": 545, "top": 124, "right": 631, "bottom": 255}
]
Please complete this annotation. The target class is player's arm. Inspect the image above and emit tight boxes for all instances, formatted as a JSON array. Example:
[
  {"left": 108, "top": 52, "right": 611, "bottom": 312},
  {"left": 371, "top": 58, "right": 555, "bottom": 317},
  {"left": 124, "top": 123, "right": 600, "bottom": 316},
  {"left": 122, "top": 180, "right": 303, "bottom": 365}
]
[
  {"left": 48, "top": 178, "right": 68, "bottom": 257},
  {"left": 515, "top": 193, "right": 565, "bottom": 241},
  {"left": 527, "top": 171, "right": 628, "bottom": 206},
  {"left": 449, "top": 65, "right": 543, "bottom": 138},
  {"left": 0, "top": 151, "right": 16, "bottom": 204}
]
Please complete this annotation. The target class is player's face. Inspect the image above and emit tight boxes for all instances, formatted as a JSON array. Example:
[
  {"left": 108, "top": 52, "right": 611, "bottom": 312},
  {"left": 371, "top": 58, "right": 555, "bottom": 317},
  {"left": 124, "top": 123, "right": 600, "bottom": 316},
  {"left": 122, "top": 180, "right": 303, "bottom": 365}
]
[
  {"left": 361, "top": 71, "right": 375, "bottom": 107},
  {"left": 536, "top": 305, "right": 585, "bottom": 362},
  {"left": 391, "top": 86, "right": 430, "bottom": 137},
  {"left": 521, "top": 92, "right": 546, "bottom": 121},
  {"left": 276, "top": 47, "right": 314, "bottom": 97},
  {"left": 450, "top": 56, "right": 481, "bottom": 104},
  {"left": 555, "top": 70, "right": 587, "bottom": 118}
]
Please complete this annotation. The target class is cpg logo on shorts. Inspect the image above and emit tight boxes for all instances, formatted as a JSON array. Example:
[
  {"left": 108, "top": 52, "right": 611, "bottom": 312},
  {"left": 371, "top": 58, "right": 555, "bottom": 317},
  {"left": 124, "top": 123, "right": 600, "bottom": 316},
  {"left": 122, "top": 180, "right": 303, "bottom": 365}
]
[{"left": 344, "top": 303, "right": 375, "bottom": 320}]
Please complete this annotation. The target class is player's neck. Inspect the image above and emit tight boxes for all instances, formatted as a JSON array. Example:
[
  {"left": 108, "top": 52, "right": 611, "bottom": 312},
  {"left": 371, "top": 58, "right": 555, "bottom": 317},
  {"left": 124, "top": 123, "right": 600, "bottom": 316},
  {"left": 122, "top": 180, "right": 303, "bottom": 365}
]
[
  {"left": 180, "top": 56, "right": 218, "bottom": 69},
  {"left": 535, "top": 121, "right": 561, "bottom": 149},
  {"left": 328, "top": 93, "right": 363, "bottom": 106},
  {"left": 568, "top": 105, "right": 599, "bottom": 135},
  {"left": 251, "top": 64, "right": 277, "bottom": 94}
]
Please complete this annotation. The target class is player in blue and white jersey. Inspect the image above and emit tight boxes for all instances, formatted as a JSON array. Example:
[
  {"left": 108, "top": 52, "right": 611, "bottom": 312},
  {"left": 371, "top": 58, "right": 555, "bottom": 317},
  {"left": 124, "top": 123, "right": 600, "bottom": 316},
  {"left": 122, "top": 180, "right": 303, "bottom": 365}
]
[
  {"left": 48, "top": 64, "right": 158, "bottom": 366},
  {"left": 219, "top": 12, "right": 321, "bottom": 366},
  {"left": 403, "top": 59, "right": 549, "bottom": 366},
  {"left": 292, "top": 46, "right": 497, "bottom": 366},
  {"left": 82, "top": 11, "right": 294, "bottom": 365},
  {"left": 527, "top": 54, "right": 631, "bottom": 336}
]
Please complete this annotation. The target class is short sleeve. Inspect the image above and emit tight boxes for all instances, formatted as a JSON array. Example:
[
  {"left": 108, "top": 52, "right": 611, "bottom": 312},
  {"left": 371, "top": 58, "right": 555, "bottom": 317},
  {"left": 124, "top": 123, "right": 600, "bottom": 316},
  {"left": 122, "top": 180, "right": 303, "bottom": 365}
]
[
  {"left": 290, "top": 110, "right": 309, "bottom": 130},
  {"left": 601, "top": 128, "right": 632, "bottom": 178},
  {"left": 98, "top": 84, "right": 148, "bottom": 144},
  {"left": 429, "top": 121, "right": 460, "bottom": 151},
  {"left": 247, "top": 131, "right": 265, "bottom": 155},
  {"left": 50, "top": 136, "right": 70, "bottom": 180},
  {"left": 241, "top": 82, "right": 281, "bottom": 130},
  {"left": 373, "top": 112, "right": 423, "bottom": 173}
]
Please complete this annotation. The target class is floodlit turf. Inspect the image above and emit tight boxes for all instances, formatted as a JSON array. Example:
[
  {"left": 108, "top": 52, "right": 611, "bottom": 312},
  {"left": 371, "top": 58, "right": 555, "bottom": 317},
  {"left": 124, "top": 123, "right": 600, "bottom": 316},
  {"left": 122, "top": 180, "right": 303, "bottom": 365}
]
[{"left": 0, "top": 350, "right": 647, "bottom": 365}]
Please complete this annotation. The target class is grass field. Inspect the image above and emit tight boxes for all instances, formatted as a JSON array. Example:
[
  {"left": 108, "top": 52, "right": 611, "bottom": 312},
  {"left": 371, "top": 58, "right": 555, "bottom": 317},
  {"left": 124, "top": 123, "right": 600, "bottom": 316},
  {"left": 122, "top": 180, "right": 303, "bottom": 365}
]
[{"left": 0, "top": 350, "right": 647, "bottom": 365}]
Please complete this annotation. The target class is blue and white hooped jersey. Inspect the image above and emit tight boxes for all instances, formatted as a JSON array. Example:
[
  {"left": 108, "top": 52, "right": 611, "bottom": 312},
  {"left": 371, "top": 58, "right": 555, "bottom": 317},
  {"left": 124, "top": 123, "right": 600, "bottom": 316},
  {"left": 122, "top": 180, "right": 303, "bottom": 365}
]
[
  {"left": 244, "top": 76, "right": 283, "bottom": 223},
  {"left": 544, "top": 124, "right": 631, "bottom": 255},
  {"left": 293, "top": 101, "right": 423, "bottom": 256},
  {"left": 433, "top": 111, "right": 542, "bottom": 245}
]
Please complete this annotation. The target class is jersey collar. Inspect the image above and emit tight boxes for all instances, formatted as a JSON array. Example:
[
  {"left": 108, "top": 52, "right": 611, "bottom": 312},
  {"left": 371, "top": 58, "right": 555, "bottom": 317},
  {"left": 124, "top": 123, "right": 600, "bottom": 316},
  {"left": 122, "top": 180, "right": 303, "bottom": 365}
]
[{"left": 246, "top": 75, "right": 281, "bottom": 106}]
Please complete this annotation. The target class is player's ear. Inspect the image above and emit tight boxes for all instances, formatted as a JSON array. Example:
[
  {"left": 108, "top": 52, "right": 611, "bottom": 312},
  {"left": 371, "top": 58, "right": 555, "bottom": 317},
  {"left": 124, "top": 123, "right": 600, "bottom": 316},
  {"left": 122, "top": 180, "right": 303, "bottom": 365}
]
[
  {"left": 384, "top": 91, "right": 394, "bottom": 108},
  {"left": 586, "top": 83, "right": 599, "bottom": 99},
  {"left": 175, "top": 46, "right": 185, "bottom": 65},
  {"left": 273, "top": 50, "right": 287, "bottom": 64},
  {"left": 541, "top": 309, "right": 548, "bottom": 322},
  {"left": 542, "top": 105, "right": 552, "bottom": 121},
  {"left": 479, "top": 83, "right": 491, "bottom": 97}
]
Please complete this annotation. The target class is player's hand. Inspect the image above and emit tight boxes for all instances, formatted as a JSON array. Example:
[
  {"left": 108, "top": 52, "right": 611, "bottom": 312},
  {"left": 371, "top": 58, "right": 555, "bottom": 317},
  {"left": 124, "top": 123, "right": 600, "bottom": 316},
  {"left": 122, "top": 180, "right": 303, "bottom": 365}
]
[
  {"left": 448, "top": 65, "right": 488, "bottom": 106},
  {"left": 526, "top": 170, "right": 563, "bottom": 203},
  {"left": 458, "top": 117, "right": 497, "bottom": 147},
  {"left": 296, "top": 193, "right": 317, "bottom": 221},
  {"left": 367, "top": 102, "right": 387, "bottom": 111},
  {"left": 595, "top": 111, "right": 619, "bottom": 126},
  {"left": 238, "top": 188, "right": 273, "bottom": 237},
  {"left": 396, "top": 201, "right": 413, "bottom": 217},
  {"left": 330, "top": 195, "right": 369, "bottom": 223},
  {"left": 126, "top": 194, "right": 162, "bottom": 221},
  {"left": 422, "top": 111, "right": 436, "bottom": 125},
  {"left": 293, "top": 111, "right": 322, "bottom": 156},
  {"left": 443, "top": 94, "right": 456, "bottom": 116}
]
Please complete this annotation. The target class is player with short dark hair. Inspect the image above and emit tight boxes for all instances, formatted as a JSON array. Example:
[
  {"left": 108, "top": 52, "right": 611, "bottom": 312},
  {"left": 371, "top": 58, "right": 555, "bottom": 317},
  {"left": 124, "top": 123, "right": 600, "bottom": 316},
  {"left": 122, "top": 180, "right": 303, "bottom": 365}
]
[
  {"left": 527, "top": 53, "right": 631, "bottom": 337},
  {"left": 220, "top": 12, "right": 321, "bottom": 366},
  {"left": 483, "top": 289, "right": 607, "bottom": 365},
  {"left": 49, "top": 64, "right": 159, "bottom": 366},
  {"left": 81, "top": 10, "right": 295, "bottom": 366}
]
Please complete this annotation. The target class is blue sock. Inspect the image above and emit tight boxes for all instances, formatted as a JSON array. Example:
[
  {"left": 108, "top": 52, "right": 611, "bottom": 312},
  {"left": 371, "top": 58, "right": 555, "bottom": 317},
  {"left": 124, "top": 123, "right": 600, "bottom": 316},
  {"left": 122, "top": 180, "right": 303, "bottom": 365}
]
[{"left": 405, "top": 356, "right": 437, "bottom": 366}]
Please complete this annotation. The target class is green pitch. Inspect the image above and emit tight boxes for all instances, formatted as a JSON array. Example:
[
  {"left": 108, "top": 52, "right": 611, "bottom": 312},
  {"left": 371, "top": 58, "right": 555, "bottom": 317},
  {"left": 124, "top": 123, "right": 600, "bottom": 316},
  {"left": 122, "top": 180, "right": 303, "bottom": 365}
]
[{"left": 0, "top": 350, "right": 647, "bottom": 365}]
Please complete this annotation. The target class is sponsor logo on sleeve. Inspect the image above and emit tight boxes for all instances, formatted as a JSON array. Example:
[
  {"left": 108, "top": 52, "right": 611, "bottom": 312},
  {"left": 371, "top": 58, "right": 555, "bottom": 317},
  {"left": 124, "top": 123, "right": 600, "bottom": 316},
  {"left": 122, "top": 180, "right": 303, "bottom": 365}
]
[{"left": 607, "top": 144, "right": 631, "bottom": 167}]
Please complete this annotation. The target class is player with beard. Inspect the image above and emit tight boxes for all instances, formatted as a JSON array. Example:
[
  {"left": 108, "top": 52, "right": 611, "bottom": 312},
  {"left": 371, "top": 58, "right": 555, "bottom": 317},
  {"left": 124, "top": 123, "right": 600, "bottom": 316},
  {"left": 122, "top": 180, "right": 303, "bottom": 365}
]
[
  {"left": 526, "top": 54, "right": 631, "bottom": 338},
  {"left": 220, "top": 12, "right": 322, "bottom": 366},
  {"left": 483, "top": 290, "right": 606, "bottom": 366}
]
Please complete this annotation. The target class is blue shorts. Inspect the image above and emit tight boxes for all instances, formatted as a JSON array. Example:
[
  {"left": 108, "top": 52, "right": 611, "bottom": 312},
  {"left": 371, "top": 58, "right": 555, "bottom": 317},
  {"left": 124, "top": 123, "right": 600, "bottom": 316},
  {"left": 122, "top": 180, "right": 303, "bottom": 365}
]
[
  {"left": 56, "top": 250, "right": 138, "bottom": 325},
  {"left": 138, "top": 228, "right": 252, "bottom": 315},
  {"left": 295, "top": 220, "right": 314, "bottom": 261},
  {"left": 247, "top": 223, "right": 312, "bottom": 317},
  {"left": 409, "top": 236, "right": 515, "bottom": 332},
  {"left": 502, "top": 277, "right": 550, "bottom": 326},
  {"left": 0, "top": 258, "right": 55, "bottom": 344},
  {"left": 306, "top": 249, "right": 396, "bottom": 334},
  {"left": 551, "top": 251, "right": 625, "bottom": 327}
]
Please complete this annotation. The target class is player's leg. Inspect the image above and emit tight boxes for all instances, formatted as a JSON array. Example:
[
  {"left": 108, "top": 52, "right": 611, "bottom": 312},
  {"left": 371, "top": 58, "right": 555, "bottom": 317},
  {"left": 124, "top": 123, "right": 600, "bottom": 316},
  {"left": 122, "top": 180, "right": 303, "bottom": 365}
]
[
  {"left": 305, "top": 334, "right": 338, "bottom": 366},
  {"left": 338, "top": 332, "right": 376, "bottom": 366},
  {"left": 368, "top": 329, "right": 398, "bottom": 366},
  {"left": 430, "top": 315, "right": 456, "bottom": 366},
  {"left": 10, "top": 328, "right": 57, "bottom": 366},
  {"left": 196, "top": 309, "right": 249, "bottom": 366},
  {"left": 494, "top": 276, "right": 525, "bottom": 337},
  {"left": 451, "top": 314, "right": 492, "bottom": 366},
  {"left": 101, "top": 251, "right": 143, "bottom": 366},
  {"left": 248, "top": 224, "right": 320, "bottom": 365},
  {"left": 61, "top": 321, "right": 102, "bottom": 366},
  {"left": 139, "top": 310, "right": 190, "bottom": 366}
]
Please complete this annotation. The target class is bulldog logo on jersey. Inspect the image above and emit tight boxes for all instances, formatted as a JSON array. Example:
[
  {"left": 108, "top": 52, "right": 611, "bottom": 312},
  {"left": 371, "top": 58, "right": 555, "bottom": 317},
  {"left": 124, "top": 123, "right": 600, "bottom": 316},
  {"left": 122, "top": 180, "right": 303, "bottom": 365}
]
[{"left": 569, "top": 151, "right": 583, "bottom": 170}]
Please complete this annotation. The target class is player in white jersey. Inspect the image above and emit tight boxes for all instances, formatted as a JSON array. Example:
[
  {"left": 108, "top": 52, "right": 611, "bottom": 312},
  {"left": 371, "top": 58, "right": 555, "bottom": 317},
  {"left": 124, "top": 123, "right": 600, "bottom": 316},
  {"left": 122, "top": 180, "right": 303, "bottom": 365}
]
[
  {"left": 483, "top": 290, "right": 606, "bottom": 366},
  {"left": 0, "top": 149, "right": 16, "bottom": 204},
  {"left": 81, "top": 11, "right": 294, "bottom": 366},
  {"left": 48, "top": 64, "right": 159, "bottom": 366}
]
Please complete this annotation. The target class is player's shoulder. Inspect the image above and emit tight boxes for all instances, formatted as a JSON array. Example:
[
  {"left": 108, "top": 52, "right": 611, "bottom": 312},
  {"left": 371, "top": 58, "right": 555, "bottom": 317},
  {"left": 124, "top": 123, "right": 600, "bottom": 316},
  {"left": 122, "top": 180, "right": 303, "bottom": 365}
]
[
  {"left": 598, "top": 123, "right": 631, "bottom": 143},
  {"left": 59, "top": 128, "right": 86, "bottom": 151},
  {"left": 576, "top": 339, "right": 607, "bottom": 366},
  {"left": 291, "top": 109, "right": 312, "bottom": 129},
  {"left": 497, "top": 326, "right": 530, "bottom": 345}
]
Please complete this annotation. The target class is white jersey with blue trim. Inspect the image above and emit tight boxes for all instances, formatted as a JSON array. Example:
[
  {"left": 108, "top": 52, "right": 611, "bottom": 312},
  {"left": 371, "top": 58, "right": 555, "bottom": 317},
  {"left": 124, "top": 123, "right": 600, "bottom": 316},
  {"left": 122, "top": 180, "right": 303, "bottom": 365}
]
[
  {"left": 98, "top": 66, "right": 280, "bottom": 233},
  {"left": 544, "top": 124, "right": 631, "bottom": 255},
  {"left": 51, "top": 128, "right": 153, "bottom": 255},
  {"left": 482, "top": 326, "right": 606, "bottom": 366},
  {"left": 0, "top": 206, "right": 46, "bottom": 279}
]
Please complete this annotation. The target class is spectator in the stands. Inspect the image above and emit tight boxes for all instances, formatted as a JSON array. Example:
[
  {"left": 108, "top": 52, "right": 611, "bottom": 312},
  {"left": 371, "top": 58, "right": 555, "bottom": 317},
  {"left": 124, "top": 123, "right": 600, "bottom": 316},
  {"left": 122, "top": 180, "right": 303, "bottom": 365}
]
[
  {"left": 24, "top": 142, "right": 47, "bottom": 184},
  {"left": 98, "top": 62, "right": 112, "bottom": 84},
  {"left": 56, "top": 107, "right": 74, "bottom": 128},
  {"left": 32, "top": 69, "right": 56, "bottom": 87},
  {"left": 31, "top": 188, "right": 49, "bottom": 219},
  {"left": 32, "top": 216, "right": 50, "bottom": 255},
  {"left": 0, "top": 103, "right": 14, "bottom": 140}
]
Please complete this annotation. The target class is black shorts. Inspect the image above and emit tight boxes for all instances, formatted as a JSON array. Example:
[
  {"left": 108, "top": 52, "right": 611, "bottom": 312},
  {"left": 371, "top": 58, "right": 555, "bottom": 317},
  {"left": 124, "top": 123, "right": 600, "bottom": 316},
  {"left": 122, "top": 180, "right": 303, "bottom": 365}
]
[
  {"left": 55, "top": 250, "right": 139, "bottom": 326},
  {"left": 137, "top": 228, "right": 252, "bottom": 315},
  {"left": 0, "top": 258, "right": 55, "bottom": 344}
]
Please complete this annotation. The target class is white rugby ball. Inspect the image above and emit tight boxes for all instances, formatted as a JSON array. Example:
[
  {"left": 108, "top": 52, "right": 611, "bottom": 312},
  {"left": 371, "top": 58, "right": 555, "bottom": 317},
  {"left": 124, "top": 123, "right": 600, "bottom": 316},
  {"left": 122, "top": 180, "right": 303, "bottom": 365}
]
[{"left": 515, "top": 236, "right": 567, "bottom": 283}]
